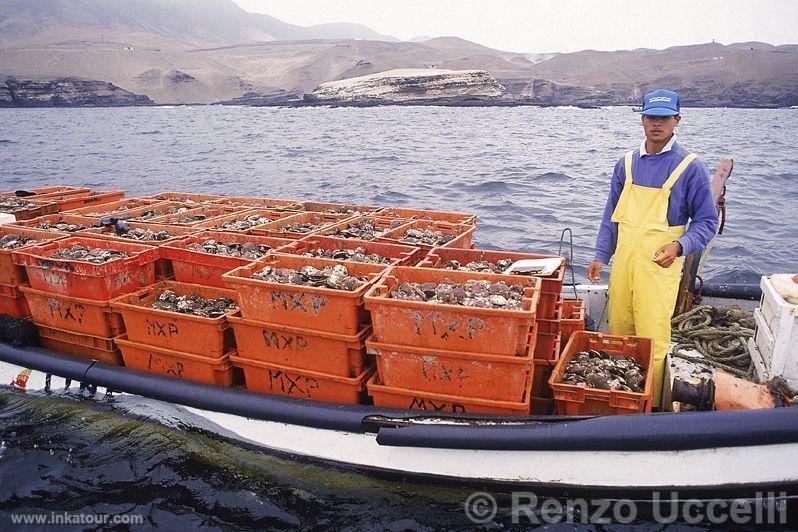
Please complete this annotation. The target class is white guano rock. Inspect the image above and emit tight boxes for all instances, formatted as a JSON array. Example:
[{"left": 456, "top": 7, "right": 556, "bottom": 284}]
[{"left": 306, "top": 68, "right": 505, "bottom": 103}]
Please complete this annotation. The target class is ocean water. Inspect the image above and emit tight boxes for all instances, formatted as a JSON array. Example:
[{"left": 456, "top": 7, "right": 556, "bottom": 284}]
[
  {"left": 1, "top": 106, "right": 797, "bottom": 529},
  {"left": 1, "top": 105, "right": 796, "bottom": 283}
]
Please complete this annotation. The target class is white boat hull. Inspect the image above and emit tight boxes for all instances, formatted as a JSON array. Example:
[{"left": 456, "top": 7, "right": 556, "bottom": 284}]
[{"left": 2, "top": 360, "right": 796, "bottom": 493}]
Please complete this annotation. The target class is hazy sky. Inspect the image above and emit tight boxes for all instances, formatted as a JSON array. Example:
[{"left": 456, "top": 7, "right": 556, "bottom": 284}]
[{"left": 235, "top": 0, "right": 798, "bottom": 53}]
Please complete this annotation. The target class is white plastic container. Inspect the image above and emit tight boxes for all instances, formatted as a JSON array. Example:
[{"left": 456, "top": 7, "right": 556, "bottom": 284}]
[{"left": 748, "top": 275, "right": 798, "bottom": 387}]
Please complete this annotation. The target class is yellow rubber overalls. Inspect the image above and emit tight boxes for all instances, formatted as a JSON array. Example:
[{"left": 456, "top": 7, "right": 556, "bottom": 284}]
[{"left": 608, "top": 150, "right": 696, "bottom": 406}]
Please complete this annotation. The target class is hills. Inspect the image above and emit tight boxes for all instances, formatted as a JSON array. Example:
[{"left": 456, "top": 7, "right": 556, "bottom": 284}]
[
  {"left": 0, "top": 0, "right": 397, "bottom": 48},
  {"left": 1, "top": 0, "right": 796, "bottom": 107}
]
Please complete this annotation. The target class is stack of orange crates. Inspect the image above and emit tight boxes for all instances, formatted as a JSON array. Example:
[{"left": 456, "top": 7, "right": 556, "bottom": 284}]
[
  {"left": 111, "top": 280, "right": 240, "bottom": 386},
  {"left": 12, "top": 236, "right": 159, "bottom": 365},
  {"left": 416, "top": 247, "right": 571, "bottom": 413},
  {"left": 0, "top": 227, "right": 63, "bottom": 319},
  {"left": 364, "top": 265, "right": 542, "bottom": 415},
  {"left": 223, "top": 253, "right": 389, "bottom": 404}
]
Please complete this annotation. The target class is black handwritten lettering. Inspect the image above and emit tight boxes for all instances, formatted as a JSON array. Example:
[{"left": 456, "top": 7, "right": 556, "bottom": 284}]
[
  {"left": 289, "top": 293, "right": 307, "bottom": 312},
  {"left": 263, "top": 330, "right": 280, "bottom": 347},
  {"left": 146, "top": 319, "right": 177, "bottom": 338},
  {"left": 267, "top": 369, "right": 319, "bottom": 398},
  {"left": 147, "top": 353, "right": 183, "bottom": 377},
  {"left": 439, "top": 364, "right": 453, "bottom": 381},
  {"left": 280, "top": 334, "right": 293, "bottom": 349},
  {"left": 309, "top": 294, "right": 327, "bottom": 316},
  {"left": 467, "top": 317, "right": 485, "bottom": 339},
  {"left": 270, "top": 291, "right": 288, "bottom": 310},
  {"left": 409, "top": 396, "right": 467, "bottom": 413},
  {"left": 263, "top": 330, "right": 309, "bottom": 351},
  {"left": 409, "top": 397, "right": 427, "bottom": 410},
  {"left": 166, "top": 361, "right": 184, "bottom": 378}
]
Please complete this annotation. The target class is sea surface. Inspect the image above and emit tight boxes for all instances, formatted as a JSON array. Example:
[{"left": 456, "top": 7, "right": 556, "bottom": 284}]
[
  {"left": 1, "top": 105, "right": 797, "bottom": 283},
  {"left": 0, "top": 106, "right": 797, "bottom": 529}
]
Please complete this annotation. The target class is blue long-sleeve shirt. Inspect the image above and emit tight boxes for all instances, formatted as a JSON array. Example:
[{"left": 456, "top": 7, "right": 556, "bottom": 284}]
[{"left": 594, "top": 139, "right": 719, "bottom": 264}]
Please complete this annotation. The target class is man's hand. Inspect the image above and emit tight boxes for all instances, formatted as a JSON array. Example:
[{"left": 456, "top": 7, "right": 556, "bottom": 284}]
[
  {"left": 588, "top": 260, "right": 603, "bottom": 283},
  {"left": 653, "top": 242, "right": 682, "bottom": 268}
]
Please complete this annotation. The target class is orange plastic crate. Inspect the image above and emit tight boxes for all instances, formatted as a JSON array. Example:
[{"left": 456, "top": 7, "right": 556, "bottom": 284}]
[
  {"left": 0, "top": 283, "right": 30, "bottom": 317},
  {"left": 420, "top": 247, "right": 566, "bottom": 320},
  {"left": 276, "top": 235, "right": 422, "bottom": 266},
  {"left": 299, "top": 201, "right": 380, "bottom": 215},
  {"left": 364, "top": 266, "right": 540, "bottom": 355},
  {"left": 319, "top": 215, "right": 412, "bottom": 241},
  {"left": 20, "top": 284, "right": 125, "bottom": 337},
  {"left": 0, "top": 186, "right": 91, "bottom": 199},
  {"left": 0, "top": 198, "right": 58, "bottom": 221},
  {"left": 367, "top": 338, "right": 533, "bottom": 401},
  {"left": 68, "top": 198, "right": 161, "bottom": 218},
  {"left": 534, "top": 331, "right": 562, "bottom": 362},
  {"left": 161, "top": 231, "right": 292, "bottom": 288},
  {"left": 82, "top": 221, "right": 202, "bottom": 244},
  {"left": 229, "top": 312, "right": 369, "bottom": 377},
  {"left": 38, "top": 325, "right": 123, "bottom": 365},
  {"left": 532, "top": 358, "right": 555, "bottom": 397},
  {"left": 148, "top": 205, "right": 242, "bottom": 226},
  {"left": 367, "top": 372, "right": 532, "bottom": 415},
  {"left": 231, "top": 355, "right": 372, "bottom": 404},
  {"left": 537, "top": 304, "right": 562, "bottom": 334},
  {"left": 0, "top": 226, "right": 66, "bottom": 285},
  {"left": 549, "top": 331, "right": 654, "bottom": 416},
  {"left": 215, "top": 196, "right": 301, "bottom": 211},
  {"left": 375, "top": 207, "right": 477, "bottom": 225},
  {"left": 143, "top": 192, "right": 226, "bottom": 205},
  {"left": 561, "top": 299, "right": 586, "bottom": 345},
  {"left": 83, "top": 222, "right": 202, "bottom": 280},
  {"left": 111, "top": 280, "right": 238, "bottom": 357},
  {"left": 222, "top": 255, "right": 388, "bottom": 334},
  {"left": 55, "top": 190, "right": 125, "bottom": 212},
  {"left": 530, "top": 396, "right": 554, "bottom": 415},
  {"left": 192, "top": 208, "right": 287, "bottom": 233},
  {"left": 12, "top": 236, "right": 158, "bottom": 300},
  {"left": 378, "top": 220, "right": 475, "bottom": 254},
  {"left": 249, "top": 211, "right": 353, "bottom": 239},
  {"left": 9, "top": 213, "right": 98, "bottom": 234},
  {"left": 116, "top": 334, "right": 234, "bottom": 386},
  {"left": 92, "top": 201, "right": 196, "bottom": 222}
]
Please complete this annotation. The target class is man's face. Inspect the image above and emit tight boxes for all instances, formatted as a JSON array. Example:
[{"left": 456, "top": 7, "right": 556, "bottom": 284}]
[{"left": 642, "top": 114, "right": 680, "bottom": 143}]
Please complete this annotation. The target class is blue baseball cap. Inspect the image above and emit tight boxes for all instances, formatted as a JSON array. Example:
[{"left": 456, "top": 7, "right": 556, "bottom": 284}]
[{"left": 633, "top": 89, "right": 680, "bottom": 116}]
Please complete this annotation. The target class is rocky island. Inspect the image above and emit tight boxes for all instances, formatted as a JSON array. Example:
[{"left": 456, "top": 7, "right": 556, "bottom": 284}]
[
  {"left": 0, "top": 78, "right": 153, "bottom": 107},
  {"left": 304, "top": 69, "right": 506, "bottom": 106}
]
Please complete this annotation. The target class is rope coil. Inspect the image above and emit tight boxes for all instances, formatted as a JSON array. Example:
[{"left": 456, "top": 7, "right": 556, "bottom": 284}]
[{"left": 671, "top": 305, "right": 755, "bottom": 379}]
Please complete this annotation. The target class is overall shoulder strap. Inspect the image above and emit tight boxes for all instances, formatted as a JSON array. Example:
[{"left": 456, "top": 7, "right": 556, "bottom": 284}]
[
  {"left": 663, "top": 153, "right": 697, "bottom": 191},
  {"left": 624, "top": 151, "right": 634, "bottom": 184}
]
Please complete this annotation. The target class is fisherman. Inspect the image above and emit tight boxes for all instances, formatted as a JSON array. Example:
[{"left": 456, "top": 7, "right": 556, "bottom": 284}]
[{"left": 587, "top": 89, "right": 719, "bottom": 406}]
